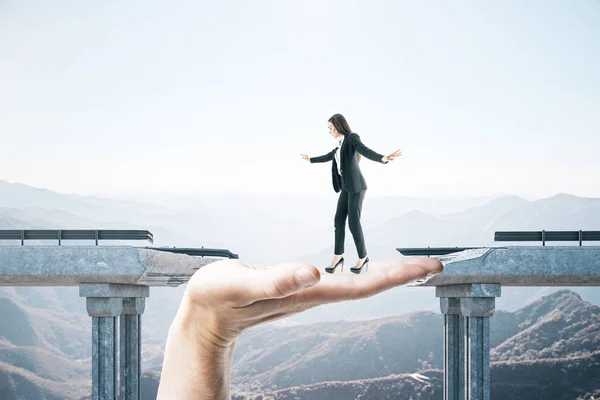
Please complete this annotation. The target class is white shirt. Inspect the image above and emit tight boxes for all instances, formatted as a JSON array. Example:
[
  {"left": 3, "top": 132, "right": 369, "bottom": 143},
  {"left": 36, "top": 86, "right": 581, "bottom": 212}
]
[{"left": 334, "top": 136, "right": 344, "bottom": 176}]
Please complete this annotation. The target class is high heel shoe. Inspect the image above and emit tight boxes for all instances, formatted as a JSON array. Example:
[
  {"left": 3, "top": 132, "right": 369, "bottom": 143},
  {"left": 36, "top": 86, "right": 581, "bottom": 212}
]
[
  {"left": 350, "top": 257, "right": 369, "bottom": 274},
  {"left": 325, "top": 257, "right": 344, "bottom": 274}
]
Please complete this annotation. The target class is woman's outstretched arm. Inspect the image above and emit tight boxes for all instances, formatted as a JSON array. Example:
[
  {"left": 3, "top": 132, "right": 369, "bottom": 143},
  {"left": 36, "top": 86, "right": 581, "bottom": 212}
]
[
  {"left": 307, "top": 149, "right": 335, "bottom": 163},
  {"left": 348, "top": 133, "right": 389, "bottom": 163}
]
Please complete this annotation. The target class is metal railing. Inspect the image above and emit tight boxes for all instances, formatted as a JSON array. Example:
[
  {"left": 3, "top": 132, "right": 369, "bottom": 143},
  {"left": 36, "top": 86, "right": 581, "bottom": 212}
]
[
  {"left": 494, "top": 230, "right": 600, "bottom": 246},
  {"left": 148, "top": 247, "right": 239, "bottom": 259},
  {"left": 397, "top": 230, "right": 600, "bottom": 256},
  {"left": 396, "top": 246, "right": 483, "bottom": 256},
  {"left": 0, "top": 229, "right": 154, "bottom": 245},
  {"left": 0, "top": 229, "right": 239, "bottom": 259}
]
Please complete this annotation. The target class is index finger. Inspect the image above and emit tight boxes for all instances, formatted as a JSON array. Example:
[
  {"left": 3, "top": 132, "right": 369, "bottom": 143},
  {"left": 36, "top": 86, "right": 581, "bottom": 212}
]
[{"left": 297, "top": 258, "right": 442, "bottom": 304}]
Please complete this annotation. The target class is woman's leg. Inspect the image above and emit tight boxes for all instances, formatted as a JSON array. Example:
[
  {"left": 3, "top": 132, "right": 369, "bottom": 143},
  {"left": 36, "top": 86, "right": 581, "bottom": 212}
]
[
  {"left": 348, "top": 190, "right": 367, "bottom": 259},
  {"left": 333, "top": 189, "right": 349, "bottom": 262}
]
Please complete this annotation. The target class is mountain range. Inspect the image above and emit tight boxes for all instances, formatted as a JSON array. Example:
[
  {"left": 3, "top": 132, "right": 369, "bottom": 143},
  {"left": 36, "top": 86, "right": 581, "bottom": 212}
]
[
  {"left": 3, "top": 285, "right": 600, "bottom": 399},
  {"left": 170, "top": 290, "right": 600, "bottom": 399},
  {"left": 1, "top": 179, "right": 600, "bottom": 399}
]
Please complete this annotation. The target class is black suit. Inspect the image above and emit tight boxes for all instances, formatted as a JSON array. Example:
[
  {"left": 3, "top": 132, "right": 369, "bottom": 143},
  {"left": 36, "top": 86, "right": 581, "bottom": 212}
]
[
  {"left": 310, "top": 133, "right": 388, "bottom": 258},
  {"left": 310, "top": 133, "right": 388, "bottom": 193}
]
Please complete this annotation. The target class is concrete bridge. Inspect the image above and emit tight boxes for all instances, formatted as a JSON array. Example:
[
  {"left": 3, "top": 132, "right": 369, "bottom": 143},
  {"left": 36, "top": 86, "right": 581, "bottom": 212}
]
[
  {"left": 2, "top": 229, "right": 599, "bottom": 399},
  {"left": 0, "top": 230, "right": 238, "bottom": 400},
  {"left": 405, "top": 245, "right": 600, "bottom": 400}
]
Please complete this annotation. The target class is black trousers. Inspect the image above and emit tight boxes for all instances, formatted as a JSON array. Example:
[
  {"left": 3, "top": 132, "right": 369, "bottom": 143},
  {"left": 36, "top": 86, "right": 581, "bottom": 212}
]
[{"left": 334, "top": 181, "right": 367, "bottom": 258}]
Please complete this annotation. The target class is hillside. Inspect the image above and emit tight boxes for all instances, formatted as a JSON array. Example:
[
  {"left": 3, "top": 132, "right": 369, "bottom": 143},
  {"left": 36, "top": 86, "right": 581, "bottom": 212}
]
[{"left": 230, "top": 353, "right": 600, "bottom": 400}]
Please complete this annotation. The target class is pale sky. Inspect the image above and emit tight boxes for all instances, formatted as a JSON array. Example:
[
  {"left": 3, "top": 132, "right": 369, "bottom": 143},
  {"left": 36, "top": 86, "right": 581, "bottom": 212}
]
[{"left": 1, "top": 0, "right": 599, "bottom": 199}]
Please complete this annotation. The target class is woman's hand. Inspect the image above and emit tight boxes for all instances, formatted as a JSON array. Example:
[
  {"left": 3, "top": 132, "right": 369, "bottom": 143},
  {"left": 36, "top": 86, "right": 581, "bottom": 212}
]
[
  {"left": 382, "top": 149, "right": 402, "bottom": 162},
  {"left": 300, "top": 153, "right": 310, "bottom": 161}
]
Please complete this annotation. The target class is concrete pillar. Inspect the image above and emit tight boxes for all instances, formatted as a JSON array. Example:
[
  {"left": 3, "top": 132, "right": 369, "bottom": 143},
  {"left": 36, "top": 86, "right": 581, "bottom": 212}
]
[
  {"left": 437, "top": 283, "right": 501, "bottom": 400},
  {"left": 81, "top": 284, "right": 149, "bottom": 400},
  {"left": 440, "top": 297, "right": 464, "bottom": 400},
  {"left": 86, "top": 297, "right": 122, "bottom": 400},
  {"left": 120, "top": 297, "right": 145, "bottom": 400}
]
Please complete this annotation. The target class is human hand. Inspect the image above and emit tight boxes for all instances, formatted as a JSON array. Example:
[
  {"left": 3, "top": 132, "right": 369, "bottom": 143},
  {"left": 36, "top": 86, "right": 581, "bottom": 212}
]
[
  {"left": 158, "top": 257, "right": 443, "bottom": 398},
  {"left": 382, "top": 149, "right": 402, "bottom": 162},
  {"left": 300, "top": 153, "right": 310, "bottom": 161},
  {"left": 177, "top": 257, "right": 443, "bottom": 347}
]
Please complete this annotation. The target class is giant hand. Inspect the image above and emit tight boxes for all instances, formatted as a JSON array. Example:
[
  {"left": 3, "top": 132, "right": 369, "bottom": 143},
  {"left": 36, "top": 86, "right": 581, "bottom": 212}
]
[{"left": 158, "top": 257, "right": 443, "bottom": 399}]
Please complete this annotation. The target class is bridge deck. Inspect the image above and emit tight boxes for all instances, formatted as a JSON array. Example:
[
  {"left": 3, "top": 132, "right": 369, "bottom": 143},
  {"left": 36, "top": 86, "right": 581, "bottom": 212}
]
[
  {"left": 0, "top": 246, "right": 229, "bottom": 287},
  {"left": 410, "top": 246, "right": 600, "bottom": 287},
  {"left": 3, "top": 245, "right": 600, "bottom": 287}
]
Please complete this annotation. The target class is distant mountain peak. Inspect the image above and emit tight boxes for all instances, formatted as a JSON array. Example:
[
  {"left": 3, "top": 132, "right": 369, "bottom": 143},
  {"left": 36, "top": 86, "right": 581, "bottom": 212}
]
[
  {"left": 537, "top": 192, "right": 595, "bottom": 204},
  {"left": 517, "top": 289, "right": 586, "bottom": 316},
  {"left": 405, "top": 208, "right": 431, "bottom": 217},
  {"left": 544, "top": 289, "right": 583, "bottom": 301},
  {"left": 546, "top": 193, "right": 579, "bottom": 200}
]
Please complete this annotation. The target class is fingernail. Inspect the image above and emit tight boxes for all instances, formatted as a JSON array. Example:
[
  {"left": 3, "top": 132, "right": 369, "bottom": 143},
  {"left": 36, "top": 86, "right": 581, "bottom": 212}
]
[{"left": 295, "top": 268, "right": 318, "bottom": 287}]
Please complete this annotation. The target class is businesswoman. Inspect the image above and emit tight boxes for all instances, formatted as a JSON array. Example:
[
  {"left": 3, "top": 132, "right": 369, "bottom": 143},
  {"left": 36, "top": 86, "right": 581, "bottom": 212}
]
[{"left": 300, "top": 113, "right": 402, "bottom": 274}]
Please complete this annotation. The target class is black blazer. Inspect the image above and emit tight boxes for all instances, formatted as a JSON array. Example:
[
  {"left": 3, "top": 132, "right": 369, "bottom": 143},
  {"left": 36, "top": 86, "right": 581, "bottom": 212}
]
[{"left": 310, "top": 133, "right": 388, "bottom": 193}]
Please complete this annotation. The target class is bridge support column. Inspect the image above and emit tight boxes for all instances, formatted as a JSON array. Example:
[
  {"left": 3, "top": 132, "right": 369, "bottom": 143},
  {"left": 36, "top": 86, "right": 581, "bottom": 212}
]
[
  {"left": 437, "top": 283, "right": 500, "bottom": 400},
  {"left": 440, "top": 296, "right": 464, "bottom": 399},
  {"left": 80, "top": 283, "right": 149, "bottom": 400},
  {"left": 120, "top": 297, "right": 145, "bottom": 400},
  {"left": 86, "top": 297, "right": 121, "bottom": 400}
]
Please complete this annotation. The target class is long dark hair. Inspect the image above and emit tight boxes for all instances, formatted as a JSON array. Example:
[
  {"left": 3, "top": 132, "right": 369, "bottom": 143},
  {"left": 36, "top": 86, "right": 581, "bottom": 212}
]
[
  {"left": 328, "top": 113, "right": 352, "bottom": 136},
  {"left": 329, "top": 113, "right": 361, "bottom": 162}
]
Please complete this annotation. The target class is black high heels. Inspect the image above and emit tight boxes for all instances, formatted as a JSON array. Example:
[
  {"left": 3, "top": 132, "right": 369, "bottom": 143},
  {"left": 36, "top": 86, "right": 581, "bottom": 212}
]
[
  {"left": 325, "top": 257, "right": 344, "bottom": 274},
  {"left": 350, "top": 257, "right": 369, "bottom": 274}
]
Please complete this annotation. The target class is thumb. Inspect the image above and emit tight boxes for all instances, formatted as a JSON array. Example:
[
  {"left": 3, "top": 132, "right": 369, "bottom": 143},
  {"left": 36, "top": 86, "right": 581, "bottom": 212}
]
[{"left": 244, "top": 263, "right": 320, "bottom": 305}]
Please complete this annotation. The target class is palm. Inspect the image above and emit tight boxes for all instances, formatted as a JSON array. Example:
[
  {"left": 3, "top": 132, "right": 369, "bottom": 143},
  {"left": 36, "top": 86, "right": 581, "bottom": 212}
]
[
  {"left": 296, "top": 258, "right": 440, "bottom": 304},
  {"left": 184, "top": 258, "right": 442, "bottom": 342}
]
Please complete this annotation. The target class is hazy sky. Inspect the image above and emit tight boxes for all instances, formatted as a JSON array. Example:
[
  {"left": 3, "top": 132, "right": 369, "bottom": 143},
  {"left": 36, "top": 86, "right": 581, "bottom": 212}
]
[{"left": 1, "top": 0, "right": 599, "bottom": 199}]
